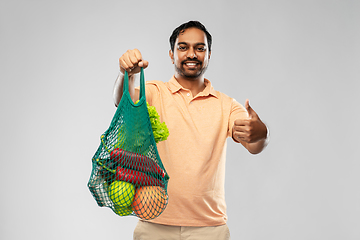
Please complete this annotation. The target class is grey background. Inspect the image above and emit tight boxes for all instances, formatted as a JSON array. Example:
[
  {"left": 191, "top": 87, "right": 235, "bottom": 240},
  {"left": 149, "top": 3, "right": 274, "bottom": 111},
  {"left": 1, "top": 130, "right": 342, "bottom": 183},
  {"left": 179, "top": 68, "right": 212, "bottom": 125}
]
[{"left": 1, "top": 0, "right": 359, "bottom": 239}]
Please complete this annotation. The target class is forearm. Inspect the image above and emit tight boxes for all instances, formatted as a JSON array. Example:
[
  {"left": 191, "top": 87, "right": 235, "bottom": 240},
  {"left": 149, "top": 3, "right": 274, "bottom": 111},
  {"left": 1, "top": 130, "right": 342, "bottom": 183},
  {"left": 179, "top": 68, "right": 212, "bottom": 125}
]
[{"left": 113, "top": 72, "right": 137, "bottom": 107}]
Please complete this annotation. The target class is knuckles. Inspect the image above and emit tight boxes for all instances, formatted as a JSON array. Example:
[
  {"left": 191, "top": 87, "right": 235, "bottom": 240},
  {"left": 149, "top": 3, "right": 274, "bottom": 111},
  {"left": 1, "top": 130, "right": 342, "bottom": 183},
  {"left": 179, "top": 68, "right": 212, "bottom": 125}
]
[{"left": 233, "top": 118, "right": 265, "bottom": 143}]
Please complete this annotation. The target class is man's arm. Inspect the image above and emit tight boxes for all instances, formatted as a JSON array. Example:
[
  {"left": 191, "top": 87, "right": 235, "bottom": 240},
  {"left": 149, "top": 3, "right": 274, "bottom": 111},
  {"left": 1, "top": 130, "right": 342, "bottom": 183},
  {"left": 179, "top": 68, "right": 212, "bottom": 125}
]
[
  {"left": 113, "top": 72, "right": 137, "bottom": 106},
  {"left": 113, "top": 49, "right": 148, "bottom": 106},
  {"left": 232, "top": 99, "right": 269, "bottom": 154}
]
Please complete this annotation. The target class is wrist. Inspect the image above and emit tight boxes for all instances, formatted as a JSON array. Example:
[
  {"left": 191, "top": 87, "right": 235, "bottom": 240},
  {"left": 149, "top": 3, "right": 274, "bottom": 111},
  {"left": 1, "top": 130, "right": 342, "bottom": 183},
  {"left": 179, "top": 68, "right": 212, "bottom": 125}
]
[{"left": 263, "top": 125, "right": 270, "bottom": 148}]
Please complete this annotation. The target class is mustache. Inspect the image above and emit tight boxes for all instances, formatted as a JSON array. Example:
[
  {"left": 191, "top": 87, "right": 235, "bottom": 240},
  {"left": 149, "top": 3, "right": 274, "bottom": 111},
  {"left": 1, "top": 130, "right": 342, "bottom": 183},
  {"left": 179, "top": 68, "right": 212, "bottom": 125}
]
[{"left": 181, "top": 59, "right": 202, "bottom": 65}]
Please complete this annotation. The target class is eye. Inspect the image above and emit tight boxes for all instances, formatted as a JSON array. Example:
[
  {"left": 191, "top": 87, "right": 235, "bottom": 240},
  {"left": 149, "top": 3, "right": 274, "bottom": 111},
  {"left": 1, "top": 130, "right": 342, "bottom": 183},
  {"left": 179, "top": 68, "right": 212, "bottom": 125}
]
[
  {"left": 197, "top": 46, "right": 206, "bottom": 51},
  {"left": 178, "top": 45, "right": 187, "bottom": 51}
]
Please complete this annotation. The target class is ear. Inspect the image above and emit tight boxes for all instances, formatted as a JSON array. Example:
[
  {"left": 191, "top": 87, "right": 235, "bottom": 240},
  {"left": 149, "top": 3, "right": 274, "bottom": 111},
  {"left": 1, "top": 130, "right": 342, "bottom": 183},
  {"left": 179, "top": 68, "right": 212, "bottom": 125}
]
[
  {"left": 169, "top": 50, "right": 174, "bottom": 64},
  {"left": 208, "top": 51, "right": 211, "bottom": 60}
]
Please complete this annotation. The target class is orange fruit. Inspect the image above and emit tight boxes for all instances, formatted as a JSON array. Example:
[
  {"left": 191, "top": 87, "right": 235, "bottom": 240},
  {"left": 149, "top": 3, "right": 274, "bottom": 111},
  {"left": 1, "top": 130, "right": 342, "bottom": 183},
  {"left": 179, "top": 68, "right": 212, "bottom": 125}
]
[{"left": 132, "top": 186, "right": 168, "bottom": 220}]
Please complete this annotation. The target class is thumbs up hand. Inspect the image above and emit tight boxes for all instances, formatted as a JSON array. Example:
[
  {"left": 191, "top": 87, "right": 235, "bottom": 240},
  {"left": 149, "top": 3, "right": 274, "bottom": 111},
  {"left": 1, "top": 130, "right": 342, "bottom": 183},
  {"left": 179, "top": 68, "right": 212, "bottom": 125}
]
[{"left": 233, "top": 99, "right": 268, "bottom": 144}]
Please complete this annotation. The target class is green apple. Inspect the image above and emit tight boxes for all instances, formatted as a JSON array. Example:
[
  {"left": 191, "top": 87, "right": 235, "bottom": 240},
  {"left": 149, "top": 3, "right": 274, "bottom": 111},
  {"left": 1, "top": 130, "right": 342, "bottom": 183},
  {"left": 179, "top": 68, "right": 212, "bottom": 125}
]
[{"left": 108, "top": 180, "right": 135, "bottom": 207}]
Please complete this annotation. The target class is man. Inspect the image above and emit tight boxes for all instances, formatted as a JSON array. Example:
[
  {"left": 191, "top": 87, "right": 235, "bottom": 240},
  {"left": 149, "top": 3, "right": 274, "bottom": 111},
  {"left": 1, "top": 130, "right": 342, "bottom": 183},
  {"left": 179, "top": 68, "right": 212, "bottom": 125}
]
[{"left": 113, "top": 21, "right": 268, "bottom": 240}]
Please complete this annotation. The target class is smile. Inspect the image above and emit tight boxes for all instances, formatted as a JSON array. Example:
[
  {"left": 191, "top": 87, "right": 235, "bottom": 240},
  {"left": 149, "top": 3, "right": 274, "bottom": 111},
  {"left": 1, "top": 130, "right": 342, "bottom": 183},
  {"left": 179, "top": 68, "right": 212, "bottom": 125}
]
[{"left": 184, "top": 62, "right": 200, "bottom": 67}]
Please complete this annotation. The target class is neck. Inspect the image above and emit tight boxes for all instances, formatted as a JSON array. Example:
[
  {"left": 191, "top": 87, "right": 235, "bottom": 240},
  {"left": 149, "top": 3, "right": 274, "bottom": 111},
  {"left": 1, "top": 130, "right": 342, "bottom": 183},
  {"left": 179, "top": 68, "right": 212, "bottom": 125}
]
[{"left": 174, "top": 74, "right": 206, "bottom": 97}]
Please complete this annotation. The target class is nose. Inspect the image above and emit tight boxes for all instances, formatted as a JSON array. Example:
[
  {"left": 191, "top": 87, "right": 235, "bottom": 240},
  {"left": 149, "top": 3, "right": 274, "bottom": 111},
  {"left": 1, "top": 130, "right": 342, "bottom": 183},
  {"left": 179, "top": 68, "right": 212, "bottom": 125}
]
[{"left": 186, "top": 47, "right": 197, "bottom": 59}]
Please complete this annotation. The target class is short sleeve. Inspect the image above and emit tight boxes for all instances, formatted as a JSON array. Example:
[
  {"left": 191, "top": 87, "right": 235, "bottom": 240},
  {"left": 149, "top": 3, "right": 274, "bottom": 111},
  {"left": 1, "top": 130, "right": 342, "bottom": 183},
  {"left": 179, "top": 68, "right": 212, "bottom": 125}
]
[
  {"left": 228, "top": 98, "right": 248, "bottom": 138},
  {"left": 135, "top": 81, "right": 162, "bottom": 106}
]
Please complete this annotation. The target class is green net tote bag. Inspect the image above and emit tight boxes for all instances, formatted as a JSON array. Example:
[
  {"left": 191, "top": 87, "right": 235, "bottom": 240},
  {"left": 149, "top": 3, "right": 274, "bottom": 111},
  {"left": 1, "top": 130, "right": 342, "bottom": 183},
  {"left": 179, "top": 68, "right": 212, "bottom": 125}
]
[{"left": 88, "top": 68, "right": 169, "bottom": 220}]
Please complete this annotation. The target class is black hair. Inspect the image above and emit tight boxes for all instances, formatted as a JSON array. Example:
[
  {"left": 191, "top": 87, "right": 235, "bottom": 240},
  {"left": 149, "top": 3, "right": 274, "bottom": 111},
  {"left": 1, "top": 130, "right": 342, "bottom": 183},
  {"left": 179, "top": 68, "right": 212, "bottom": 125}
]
[{"left": 169, "top": 20, "right": 212, "bottom": 52}]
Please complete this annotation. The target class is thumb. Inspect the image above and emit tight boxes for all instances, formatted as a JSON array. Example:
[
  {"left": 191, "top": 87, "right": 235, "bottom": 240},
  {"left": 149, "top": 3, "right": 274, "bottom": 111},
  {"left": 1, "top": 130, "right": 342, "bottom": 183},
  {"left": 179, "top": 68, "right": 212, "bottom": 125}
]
[
  {"left": 245, "top": 99, "right": 258, "bottom": 119},
  {"left": 138, "top": 60, "right": 149, "bottom": 69}
]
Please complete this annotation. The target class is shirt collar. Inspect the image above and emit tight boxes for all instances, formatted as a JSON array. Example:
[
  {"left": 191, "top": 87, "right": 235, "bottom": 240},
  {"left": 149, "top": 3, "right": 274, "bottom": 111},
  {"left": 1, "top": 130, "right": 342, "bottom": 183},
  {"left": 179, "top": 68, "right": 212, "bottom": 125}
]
[{"left": 167, "top": 76, "right": 219, "bottom": 98}]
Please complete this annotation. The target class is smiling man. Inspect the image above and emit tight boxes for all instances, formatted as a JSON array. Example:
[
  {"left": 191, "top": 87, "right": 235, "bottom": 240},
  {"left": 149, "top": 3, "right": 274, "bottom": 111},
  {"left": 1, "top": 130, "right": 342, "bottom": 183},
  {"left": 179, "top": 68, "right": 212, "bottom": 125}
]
[{"left": 113, "top": 21, "right": 269, "bottom": 240}]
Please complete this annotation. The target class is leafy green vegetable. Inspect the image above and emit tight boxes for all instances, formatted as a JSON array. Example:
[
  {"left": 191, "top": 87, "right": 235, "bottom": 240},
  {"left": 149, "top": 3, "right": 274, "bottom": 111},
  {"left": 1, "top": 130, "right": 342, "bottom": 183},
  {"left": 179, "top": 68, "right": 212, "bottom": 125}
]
[{"left": 136, "top": 101, "right": 169, "bottom": 143}]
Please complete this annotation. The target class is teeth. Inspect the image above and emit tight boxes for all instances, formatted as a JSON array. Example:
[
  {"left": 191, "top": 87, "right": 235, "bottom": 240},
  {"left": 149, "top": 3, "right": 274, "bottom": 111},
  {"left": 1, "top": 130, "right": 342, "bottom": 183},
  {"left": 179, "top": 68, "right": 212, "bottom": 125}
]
[{"left": 186, "top": 63, "right": 197, "bottom": 66}]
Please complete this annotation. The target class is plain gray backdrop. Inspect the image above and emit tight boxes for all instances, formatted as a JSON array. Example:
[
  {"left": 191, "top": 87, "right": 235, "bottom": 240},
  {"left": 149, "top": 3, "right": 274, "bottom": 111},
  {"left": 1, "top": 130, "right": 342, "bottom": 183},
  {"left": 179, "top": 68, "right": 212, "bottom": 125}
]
[{"left": 1, "top": 0, "right": 359, "bottom": 239}]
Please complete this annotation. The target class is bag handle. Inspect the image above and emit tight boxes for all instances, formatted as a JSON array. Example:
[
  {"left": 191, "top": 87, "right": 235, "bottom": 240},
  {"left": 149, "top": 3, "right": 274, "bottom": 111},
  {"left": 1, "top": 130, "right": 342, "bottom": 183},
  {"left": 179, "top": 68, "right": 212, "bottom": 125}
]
[{"left": 123, "top": 68, "right": 145, "bottom": 103}]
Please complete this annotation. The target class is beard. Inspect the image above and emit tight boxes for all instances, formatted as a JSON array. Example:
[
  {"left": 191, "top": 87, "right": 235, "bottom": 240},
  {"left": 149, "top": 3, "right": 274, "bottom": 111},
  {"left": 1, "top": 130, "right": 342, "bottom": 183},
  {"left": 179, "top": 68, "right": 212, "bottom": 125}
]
[{"left": 174, "top": 60, "right": 209, "bottom": 79}]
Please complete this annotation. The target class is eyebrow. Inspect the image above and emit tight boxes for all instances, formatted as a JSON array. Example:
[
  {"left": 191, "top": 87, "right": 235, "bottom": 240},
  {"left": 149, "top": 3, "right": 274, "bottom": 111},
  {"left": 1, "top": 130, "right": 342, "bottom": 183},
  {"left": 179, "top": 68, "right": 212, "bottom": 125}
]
[{"left": 177, "top": 42, "right": 206, "bottom": 46}]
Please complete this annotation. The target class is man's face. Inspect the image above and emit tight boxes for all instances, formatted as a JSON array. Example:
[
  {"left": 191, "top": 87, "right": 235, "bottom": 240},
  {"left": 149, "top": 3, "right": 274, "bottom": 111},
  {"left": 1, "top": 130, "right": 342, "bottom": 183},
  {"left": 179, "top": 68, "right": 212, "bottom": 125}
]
[{"left": 170, "top": 27, "right": 211, "bottom": 80}]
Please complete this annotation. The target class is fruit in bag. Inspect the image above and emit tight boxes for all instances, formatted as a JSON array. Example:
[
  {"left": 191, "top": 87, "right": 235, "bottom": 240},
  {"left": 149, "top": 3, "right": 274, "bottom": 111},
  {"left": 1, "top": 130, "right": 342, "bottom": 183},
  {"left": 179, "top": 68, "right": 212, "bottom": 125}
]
[
  {"left": 132, "top": 186, "right": 168, "bottom": 220},
  {"left": 108, "top": 180, "right": 135, "bottom": 207},
  {"left": 114, "top": 205, "right": 133, "bottom": 216}
]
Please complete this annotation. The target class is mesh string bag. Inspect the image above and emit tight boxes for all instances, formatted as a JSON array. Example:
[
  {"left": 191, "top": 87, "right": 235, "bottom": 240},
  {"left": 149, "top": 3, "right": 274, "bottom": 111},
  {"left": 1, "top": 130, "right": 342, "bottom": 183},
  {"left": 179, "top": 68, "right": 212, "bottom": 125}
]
[{"left": 88, "top": 68, "right": 169, "bottom": 219}]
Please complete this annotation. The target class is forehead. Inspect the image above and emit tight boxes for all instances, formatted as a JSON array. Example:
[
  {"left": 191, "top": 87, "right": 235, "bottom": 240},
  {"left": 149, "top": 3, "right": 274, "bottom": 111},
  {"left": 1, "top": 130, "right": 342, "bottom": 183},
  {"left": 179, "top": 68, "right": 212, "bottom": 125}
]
[{"left": 176, "top": 27, "right": 207, "bottom": 45}]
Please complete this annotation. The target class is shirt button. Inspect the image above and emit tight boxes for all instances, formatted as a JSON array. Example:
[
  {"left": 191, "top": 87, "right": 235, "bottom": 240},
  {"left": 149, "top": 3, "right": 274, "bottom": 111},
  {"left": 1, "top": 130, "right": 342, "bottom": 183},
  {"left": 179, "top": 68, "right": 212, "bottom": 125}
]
[{"left": 187, "top": 93, "right": 190, "bottom": 97}]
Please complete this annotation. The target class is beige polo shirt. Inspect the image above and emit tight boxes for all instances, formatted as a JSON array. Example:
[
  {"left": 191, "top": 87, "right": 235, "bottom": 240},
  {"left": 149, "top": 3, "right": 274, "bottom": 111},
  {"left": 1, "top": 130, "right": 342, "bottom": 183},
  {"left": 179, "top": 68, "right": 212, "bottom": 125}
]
[{"left": 137, "top": 76, "right": 248, "bottom": 226}]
